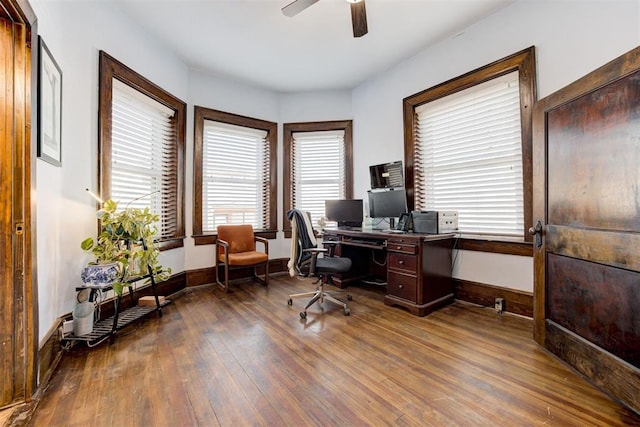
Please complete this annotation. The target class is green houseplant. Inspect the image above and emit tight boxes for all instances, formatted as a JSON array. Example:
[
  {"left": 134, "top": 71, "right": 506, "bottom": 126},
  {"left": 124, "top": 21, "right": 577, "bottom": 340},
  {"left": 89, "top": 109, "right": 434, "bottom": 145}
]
[{"left": 80, "top": 199, "right": 170, "bottom": 295}]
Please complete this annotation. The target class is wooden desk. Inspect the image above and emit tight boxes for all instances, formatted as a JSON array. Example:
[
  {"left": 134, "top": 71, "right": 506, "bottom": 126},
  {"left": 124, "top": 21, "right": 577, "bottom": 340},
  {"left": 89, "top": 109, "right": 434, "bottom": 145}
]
[{"left": 322, "top": 229, "right": 454, "bottom": 316}]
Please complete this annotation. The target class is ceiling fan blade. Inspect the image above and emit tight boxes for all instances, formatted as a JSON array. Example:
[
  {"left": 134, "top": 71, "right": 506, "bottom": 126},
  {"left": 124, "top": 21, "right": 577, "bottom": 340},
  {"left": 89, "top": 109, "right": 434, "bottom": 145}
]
[
  {"left": 282, "top": 0, "right": 320, "bottom": 17},
  {"left": 350, "top": 0, "right": 368, "bottom": 38}
]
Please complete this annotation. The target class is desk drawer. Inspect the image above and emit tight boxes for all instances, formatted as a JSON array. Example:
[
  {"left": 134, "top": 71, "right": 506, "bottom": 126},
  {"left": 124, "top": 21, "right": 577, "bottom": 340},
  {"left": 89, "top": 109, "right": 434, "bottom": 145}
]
[
  {"left": 387, "top": 242, "right": 417, "bottom": 254},
  {"left": 387, "top": 271, "right": 417, "bottom": 302},
  {"left": 388, "top": 252, "right": 418, "bottom": 273}
]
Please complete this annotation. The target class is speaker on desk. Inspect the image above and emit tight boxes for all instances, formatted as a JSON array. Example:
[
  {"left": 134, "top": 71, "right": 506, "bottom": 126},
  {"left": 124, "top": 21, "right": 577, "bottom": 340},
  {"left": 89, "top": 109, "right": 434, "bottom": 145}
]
[{"left": 411, "top": 211, "right": 438, "bottom": 234}]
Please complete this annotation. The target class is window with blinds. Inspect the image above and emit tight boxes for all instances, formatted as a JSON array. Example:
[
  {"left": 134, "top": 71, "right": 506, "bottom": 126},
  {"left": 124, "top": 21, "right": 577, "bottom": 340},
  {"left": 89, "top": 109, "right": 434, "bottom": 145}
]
[
  {"left": 111, "top": 79, "right": 178, "bottom": 240},
  {"left": 202, "top": 120, "right": 270, "bottom": 232},
  {"left": 98, "top": 51, "right": 185, "bottom": 250},
  {"left": 290, "top": 130, "right": 346, "bottom": 226},
  {"left": 414, "top": 71, "right": 524, "bottom": 237}
]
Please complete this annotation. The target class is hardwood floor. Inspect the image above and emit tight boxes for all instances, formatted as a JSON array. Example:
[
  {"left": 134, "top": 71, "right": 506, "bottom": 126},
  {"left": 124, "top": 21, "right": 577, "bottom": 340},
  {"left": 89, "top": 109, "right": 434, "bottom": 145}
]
[{"left": 29, "top": 275, "right": 640, "bottom": 426}]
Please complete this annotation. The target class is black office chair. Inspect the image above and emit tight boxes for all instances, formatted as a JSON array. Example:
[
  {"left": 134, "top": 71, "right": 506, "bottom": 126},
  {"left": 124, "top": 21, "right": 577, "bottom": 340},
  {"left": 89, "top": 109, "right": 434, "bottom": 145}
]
[{"left": 286, "top": 209, "right": 352, "bottom": 319}]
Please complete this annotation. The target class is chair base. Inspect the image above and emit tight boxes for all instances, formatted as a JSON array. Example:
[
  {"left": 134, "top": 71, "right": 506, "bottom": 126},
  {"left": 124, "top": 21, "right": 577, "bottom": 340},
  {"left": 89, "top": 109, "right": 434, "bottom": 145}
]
[
  {"left": 288, "top": 281, "right": 351, "bottom": 319},
  {"left": 215, "top": 264, "right": 269, "bottom": 293}
]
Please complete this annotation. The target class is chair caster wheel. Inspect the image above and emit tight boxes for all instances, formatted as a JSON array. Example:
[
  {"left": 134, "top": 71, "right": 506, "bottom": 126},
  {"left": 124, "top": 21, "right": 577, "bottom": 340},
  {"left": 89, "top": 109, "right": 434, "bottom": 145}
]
[
  {"left": 344, "top": 307, "right": 350, "bottom": 316},
  {"left": 347, "top": 295, "right": 353, "bottom": 301},
  {"left": 287, "top": 298, "right": 293, "bottom": 306},
  {"left": 300, "top": 311, "right": 307, "bottom": 319}
]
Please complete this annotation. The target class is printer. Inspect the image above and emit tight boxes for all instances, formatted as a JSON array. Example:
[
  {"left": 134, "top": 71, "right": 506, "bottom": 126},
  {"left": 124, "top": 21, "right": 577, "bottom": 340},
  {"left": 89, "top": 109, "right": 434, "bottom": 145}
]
[{"left": 411, "top": 210, "right": 458, "bottom": 234}]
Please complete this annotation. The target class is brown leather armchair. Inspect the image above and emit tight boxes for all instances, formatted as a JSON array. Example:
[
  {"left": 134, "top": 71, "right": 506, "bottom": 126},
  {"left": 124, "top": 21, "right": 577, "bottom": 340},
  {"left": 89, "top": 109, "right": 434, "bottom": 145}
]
[{"left": 215, "top": 224, "right": 269, "bottom": 292}]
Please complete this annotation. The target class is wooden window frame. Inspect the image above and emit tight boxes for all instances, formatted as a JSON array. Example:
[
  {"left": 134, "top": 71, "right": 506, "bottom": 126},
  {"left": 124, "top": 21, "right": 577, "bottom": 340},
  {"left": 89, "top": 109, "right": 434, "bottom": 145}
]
[
  {"left": 403, "top": 47, "right": 536, "bottom": 256},
  {"left": 283, "top": 120, "right": 354, "bottom": 237},
  {"left": 192, "top": 106, "right": 278, "bottom": 245},
  {"left": 98, "top": 50, "right": 186, "bottom": 251}
]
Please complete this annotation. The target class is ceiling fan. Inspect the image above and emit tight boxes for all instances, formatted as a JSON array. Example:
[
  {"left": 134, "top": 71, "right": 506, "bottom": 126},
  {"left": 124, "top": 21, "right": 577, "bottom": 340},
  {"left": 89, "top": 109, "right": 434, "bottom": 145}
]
[{"left": 282, "top": 0, "right": 368, "bottom": 38}]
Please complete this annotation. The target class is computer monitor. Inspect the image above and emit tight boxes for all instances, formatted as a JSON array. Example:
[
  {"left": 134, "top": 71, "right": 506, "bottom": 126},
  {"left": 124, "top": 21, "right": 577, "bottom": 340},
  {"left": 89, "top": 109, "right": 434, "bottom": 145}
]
[
  {"left": 325, "top": 199, "right": 363, "bottom": 228},
  {"left": 368, "top": 188, "right": 407, "bottom": 228},
  {"left": 369, "top": 161, "right": 404, "bottom": 189}
]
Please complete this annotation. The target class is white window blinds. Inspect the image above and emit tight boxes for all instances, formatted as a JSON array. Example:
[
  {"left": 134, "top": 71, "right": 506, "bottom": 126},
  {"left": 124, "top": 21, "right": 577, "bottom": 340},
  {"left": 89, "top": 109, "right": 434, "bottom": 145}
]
[
  {"left": 415, "top": 71, "right": 524, "bottom": 237},
  {"left": 202, "top": 120, "right": 270, "bottom": 232},
  {"left": 111, "top": 79, "right": 177, "bottom": 240},
  {"left": 291, "top": 130, "right": 346, "bottom": 226}
]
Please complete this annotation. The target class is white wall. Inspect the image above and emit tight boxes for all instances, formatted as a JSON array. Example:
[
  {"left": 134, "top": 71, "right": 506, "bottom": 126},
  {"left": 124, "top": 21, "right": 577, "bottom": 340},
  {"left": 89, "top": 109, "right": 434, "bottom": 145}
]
[
  {"left": 32, "top": 0, "right": 189, "bottom": 344},
  {"left": 30, "top": 0, "right": 639, "bottom": 343},
  {"left": 352, "top": 0, "right": 640, "bottom": 292}
]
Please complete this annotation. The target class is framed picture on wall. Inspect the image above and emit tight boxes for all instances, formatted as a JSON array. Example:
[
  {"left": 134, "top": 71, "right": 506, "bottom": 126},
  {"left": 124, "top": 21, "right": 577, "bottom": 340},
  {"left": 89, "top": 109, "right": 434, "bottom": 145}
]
[{"left": 37, "top": 36, "right": 62, "bottom": 167}]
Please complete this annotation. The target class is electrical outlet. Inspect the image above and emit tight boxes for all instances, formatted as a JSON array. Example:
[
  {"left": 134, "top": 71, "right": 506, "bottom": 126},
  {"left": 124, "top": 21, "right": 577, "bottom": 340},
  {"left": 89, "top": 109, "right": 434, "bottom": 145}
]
[{"left": 494, "top": 298, "right": 505, "bottom": 313}]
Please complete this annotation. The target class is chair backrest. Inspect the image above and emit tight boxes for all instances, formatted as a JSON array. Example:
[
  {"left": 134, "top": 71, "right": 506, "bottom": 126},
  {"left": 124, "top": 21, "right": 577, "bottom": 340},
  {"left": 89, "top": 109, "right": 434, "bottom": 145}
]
[
  {"left": 287, "top": 209, "right": 317, "bottom": 276},
  {"left": 217, "top": 224, "right": 256, "bottom": 255}
]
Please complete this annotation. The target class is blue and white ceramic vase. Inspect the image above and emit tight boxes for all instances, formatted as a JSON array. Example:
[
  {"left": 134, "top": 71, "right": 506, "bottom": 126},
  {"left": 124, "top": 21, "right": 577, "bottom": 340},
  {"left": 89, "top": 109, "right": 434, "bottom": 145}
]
[{"left": 81, "top": 262, "right": 120, "bottom": 286}]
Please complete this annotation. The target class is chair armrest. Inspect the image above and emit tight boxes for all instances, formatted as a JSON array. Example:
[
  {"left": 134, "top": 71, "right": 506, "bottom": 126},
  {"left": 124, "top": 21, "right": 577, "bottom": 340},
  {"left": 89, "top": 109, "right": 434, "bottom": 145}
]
[
  {"left": 322, "top": 240, "right": 340, "bottom": 257},
  {"left": 216, "top": 238, "right": 229, "bottom": 261},
  {"left": 302, "top": 248, "right": 327, "bottom": 275},
  {"left": 303, "top": 248, "right": 328, "bottom": 254},
  {"left": 216, "top": 238, "right": 229, "bottom": 249},
  {"left": 254, "top": 235, "right": 269, "bottom": 254}
]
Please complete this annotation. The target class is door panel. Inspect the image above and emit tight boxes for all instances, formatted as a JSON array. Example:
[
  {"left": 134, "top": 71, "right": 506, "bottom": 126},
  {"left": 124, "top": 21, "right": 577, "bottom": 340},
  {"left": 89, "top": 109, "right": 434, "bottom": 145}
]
[
  {"left": 533, "top": 46, "right": 640, "bottom": 414},
  {"left": 547, "top": 253, "right": 640, "bottom": 366},
  {"left": 546, "top": 225, "right": 640, "bottom": 271},
  {"left": 547, "top": 71, "right": 640, "bottom": 232}
]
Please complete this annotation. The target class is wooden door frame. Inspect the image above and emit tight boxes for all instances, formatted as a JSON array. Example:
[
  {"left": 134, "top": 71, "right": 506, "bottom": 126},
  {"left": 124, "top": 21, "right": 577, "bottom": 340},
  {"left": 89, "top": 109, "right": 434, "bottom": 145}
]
[{"left": 0, "top": 0, "right": 38, "bottom": 409}]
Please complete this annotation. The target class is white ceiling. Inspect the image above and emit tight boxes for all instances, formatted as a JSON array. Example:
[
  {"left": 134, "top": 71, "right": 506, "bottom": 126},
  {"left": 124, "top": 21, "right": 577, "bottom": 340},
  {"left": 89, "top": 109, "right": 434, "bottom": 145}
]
[{"left": 112, "top": 0, "right": 515, "bottom": 93}]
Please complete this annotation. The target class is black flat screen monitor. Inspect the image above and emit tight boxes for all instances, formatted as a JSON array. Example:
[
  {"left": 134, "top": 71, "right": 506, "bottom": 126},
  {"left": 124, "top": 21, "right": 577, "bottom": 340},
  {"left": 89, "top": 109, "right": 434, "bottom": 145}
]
[
  {"left": 368, "top": 188, "right": 407, "bottom": 227},
  {"left": 370, "top": 161, "right": 404, "bottom": 189},
  {"left": 325, "top": 199, "right": 363, "bottom": 228}
]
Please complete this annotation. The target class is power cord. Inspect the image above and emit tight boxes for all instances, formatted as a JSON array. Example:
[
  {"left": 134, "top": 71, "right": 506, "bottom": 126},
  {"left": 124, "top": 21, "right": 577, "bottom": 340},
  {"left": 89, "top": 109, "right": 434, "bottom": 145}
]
[
  {"left": 451, "top": 231, "right": 461, "bottom": 274},
  {"left": 371, "top": 250, "right": 387, "bottom": 267},
  {"left": 371, "top": 218, "right": 387, "bottom": 229}
]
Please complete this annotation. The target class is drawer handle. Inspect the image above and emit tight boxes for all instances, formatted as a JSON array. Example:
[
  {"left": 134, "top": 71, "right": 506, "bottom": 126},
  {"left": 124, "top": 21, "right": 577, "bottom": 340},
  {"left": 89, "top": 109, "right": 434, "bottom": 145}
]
[
  {"left": 398, "top": 284, "right": 404, "bottom": 289},
  {"left": 396, "top": 246, "right": 402, "bottom": 250},
  {"left": 398, "top": 260, "right": 404, "bottom": 265}
]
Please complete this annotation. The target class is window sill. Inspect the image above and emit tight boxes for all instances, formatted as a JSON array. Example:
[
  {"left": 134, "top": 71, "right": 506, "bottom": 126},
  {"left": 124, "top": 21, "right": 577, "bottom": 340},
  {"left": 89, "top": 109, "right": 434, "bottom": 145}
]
[
  {"left": 456, "top": 235, "right": 532, "bottom": 256},
  {"left": 158, "top": 238, "right": 185, "bottom": 251}
]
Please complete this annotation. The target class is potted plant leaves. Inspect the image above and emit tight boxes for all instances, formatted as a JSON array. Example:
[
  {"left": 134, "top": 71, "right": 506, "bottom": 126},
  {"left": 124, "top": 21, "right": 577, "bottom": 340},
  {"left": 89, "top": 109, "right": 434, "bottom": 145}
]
[{"left": 80, "top": 199, "right": 170, "bottom": 295}]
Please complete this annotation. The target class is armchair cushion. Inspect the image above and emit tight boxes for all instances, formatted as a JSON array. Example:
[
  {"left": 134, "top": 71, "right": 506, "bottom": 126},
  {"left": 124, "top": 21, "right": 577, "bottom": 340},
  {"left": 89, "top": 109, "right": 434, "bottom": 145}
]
[
  {"left": 217, "top": 224, "right": 256, "bottom": 254},
  {"left": 224, "top": 251, "right": 269, "bottom": 267}
]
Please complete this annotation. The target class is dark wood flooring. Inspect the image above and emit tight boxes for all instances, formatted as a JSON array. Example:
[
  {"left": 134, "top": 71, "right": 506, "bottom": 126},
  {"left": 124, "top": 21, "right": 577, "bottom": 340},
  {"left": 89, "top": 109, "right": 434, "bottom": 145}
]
[{"left": 29, "top": 275, "right": 640, "bottom": 426}]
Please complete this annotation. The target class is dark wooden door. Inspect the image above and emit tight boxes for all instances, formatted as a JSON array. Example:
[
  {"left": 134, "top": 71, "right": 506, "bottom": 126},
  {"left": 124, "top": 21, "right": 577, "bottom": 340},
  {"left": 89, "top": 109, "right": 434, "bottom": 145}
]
[
  {"left": 0, "top": 0, "right": 37, "bottom": 408},
  {"left": 532, "top": 47, "right": 640, "bottom": 413}
]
